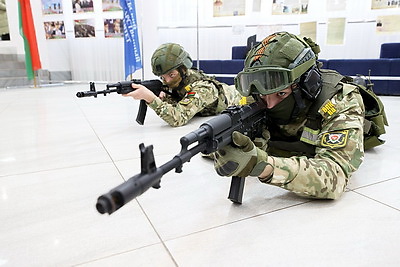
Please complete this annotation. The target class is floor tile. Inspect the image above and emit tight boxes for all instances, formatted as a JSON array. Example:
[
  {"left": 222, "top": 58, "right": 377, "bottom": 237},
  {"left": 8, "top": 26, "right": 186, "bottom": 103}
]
[
  {"left": 0, "top": 163, "right": 160, "bottom": 266},
  {"left": 78, "top": 243, "right": 176, "bottom": 267},
  {"left": 0, "top": 86, "right": 111, "bottom": 176},
  {"left": 354, "top": 176, "right": 400, "bottom": 210},
  {"left": 165, "top": 192, "right": 400, "bottom": 266},
  {"left": 349, "top": 145, "right": 400, "bottom": 189}
]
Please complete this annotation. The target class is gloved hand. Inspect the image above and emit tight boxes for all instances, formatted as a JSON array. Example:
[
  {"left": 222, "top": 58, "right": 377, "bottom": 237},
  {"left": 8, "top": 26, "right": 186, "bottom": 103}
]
[
  {"left": 253, "top": 127, "right": 270, "bottom": 151},
  {"left": 214, "top": 131, "right": 269, "bottom": 178}
]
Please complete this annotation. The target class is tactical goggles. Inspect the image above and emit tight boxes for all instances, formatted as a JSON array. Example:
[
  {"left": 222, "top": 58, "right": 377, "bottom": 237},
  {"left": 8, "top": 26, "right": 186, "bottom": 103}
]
[
  {"left": 235, "top": 67, "right": 297, "bottom": 96},
  {"left": 235, "top": 52, "right": 316, "bottom": 96}
]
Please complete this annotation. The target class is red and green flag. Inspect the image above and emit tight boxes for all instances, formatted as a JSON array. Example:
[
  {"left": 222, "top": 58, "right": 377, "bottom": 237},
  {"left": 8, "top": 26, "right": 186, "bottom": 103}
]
[{"left": 18, "top": 0, "right": 41, "bottom": 80}]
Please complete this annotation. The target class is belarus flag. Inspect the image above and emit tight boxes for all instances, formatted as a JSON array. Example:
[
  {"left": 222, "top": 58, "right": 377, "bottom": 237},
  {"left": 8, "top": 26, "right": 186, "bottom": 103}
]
[{"left": 18, "top": 0, "right": 41, "bottom": 80}]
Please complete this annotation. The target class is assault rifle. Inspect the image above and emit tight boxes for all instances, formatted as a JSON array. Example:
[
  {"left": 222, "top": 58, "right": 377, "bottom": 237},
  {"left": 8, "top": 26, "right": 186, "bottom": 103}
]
[
  {"left": 96, "top": 100, "right": 268, "bottom": 215},
  {"left": 76, "top": 79, "right": 173, "bottom": 125}
]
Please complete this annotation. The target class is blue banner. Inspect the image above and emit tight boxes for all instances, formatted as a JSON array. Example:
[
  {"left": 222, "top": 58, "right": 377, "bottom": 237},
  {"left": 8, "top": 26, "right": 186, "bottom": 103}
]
[{"left": 120, "top": 0, "right": 142, "bottom": 78}]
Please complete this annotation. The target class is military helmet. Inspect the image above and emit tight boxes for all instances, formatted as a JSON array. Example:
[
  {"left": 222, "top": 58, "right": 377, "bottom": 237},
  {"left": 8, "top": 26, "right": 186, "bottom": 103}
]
[
  {"left": 235, "top": 32, "right": 317, "bottom": 96},
  {"left": 151, "top": 43, "right": 193, "bottom": 76}
]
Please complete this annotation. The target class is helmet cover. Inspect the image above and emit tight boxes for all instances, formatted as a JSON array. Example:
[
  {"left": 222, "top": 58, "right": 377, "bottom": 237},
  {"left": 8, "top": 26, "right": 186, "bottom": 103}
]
[
  {"left": 151, "top": 43, "right": 193, "bottom": 76},
  {"left": 235, "top": 32, "right": 317, "bottom": 96}
]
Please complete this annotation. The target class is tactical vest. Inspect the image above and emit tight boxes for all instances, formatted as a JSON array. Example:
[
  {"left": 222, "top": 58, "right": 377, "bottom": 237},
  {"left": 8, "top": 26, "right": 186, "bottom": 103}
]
[
  {"left": 268, "top": 69, "right": 388, "bottom": 157},
  {"left": 184, "top": 68, "right": 229, "bottom": 112},
  {"left": 352, "top": 76, "right": 388, "bottom": 149}
]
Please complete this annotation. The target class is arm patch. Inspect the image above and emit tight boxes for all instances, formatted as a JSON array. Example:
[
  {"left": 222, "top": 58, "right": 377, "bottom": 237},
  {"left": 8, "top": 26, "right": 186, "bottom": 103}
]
[
  {"left": 320, "top": 130, "right": 349, "bottom": 149},
  {"left": 179, "top": 98, "right": 193, "bottom": 105},
  {"left": 179, "top": 91, "right": 197, "bottom": 105}
]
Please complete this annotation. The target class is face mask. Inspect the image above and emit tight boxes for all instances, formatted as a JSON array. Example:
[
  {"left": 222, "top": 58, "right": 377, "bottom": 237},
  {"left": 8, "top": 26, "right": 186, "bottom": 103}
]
[{"left": 266, "top": 93, "right": 296, "bottom": 125}]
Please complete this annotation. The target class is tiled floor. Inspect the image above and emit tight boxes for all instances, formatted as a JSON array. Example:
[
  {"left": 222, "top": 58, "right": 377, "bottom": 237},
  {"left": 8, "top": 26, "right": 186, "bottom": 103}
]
[{"left": 1, "top": 84, "right": 399, "bottom": 266}]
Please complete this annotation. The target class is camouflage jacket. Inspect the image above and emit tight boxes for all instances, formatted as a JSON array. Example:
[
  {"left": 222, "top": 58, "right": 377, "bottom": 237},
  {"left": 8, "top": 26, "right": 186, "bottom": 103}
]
[
  {"left": 264, "top": 71, "right": 365, "bottom": 200},
  {"left": 148, "top": 69, "right": 242, "bottom": 127}
]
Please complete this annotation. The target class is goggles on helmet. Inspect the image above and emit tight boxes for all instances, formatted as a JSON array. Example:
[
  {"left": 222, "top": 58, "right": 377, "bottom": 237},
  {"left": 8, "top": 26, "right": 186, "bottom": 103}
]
[
  {"left": 235, "top": 67, "right": 297, "bottom": 96},
  {"left": 235, "top": 57, "right": 316, "bottom": 97}
]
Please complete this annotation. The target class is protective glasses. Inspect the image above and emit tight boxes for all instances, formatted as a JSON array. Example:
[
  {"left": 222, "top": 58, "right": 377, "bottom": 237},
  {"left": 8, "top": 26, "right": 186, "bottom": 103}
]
[
  {"left": 235, "top": 56, "right": 316, "bottom": 96},
  {"left": 235, "top": 67, "right": 296, "bottom": 96}
]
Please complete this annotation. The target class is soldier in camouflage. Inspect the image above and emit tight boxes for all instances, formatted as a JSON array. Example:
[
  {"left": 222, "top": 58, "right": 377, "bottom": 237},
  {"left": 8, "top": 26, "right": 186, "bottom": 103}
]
[
  {"left": 213, "top": 31, "right": 365, "bottom": 199},
  {"left": 123, "top": 43, "right": 243, "bottom": 127}
]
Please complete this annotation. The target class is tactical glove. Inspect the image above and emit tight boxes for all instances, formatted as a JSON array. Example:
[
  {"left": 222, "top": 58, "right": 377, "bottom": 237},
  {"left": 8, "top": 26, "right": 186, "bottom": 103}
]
[{"left": 214, "top": 131, "right": 269, "bottom": 178}]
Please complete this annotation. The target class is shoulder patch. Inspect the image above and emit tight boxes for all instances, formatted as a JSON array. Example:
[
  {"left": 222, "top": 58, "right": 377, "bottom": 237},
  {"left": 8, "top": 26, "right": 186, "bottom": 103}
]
[
  {"left": 179, "top": 98, "right": 193, "bottom": 105},
  {"left": 319, "top": 99, "right": 337, "bottom": 117},
  {"left": 321, "top": 130, "right": 349, "bottom": 149}
]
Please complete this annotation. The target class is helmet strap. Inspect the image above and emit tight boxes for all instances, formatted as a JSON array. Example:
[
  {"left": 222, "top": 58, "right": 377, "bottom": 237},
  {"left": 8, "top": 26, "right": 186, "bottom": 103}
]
[
  {"left": 292, "top": 84, "right": 306, "bottom": 110},
  {"left": 177, "top": 66, "right": 188, "bottom": 89}
]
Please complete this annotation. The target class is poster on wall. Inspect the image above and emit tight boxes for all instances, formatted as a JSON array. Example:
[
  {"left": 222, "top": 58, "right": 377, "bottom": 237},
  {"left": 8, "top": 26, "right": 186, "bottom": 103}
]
[
  {"left": 272, "top": 0, "right": 309, "bottom": 15},
  {"left": 371, "top": 0, "right": 399, "bottom": 9},
  {"left": 376, "top": 15, "right": 400, "bottom": 33},
  {"left": 44, "top": 21, "right": 66, "bottom": 39},
  {"left": 72, "top": 0, "right": 94, "bottom": 13},
  {"left": 103, "top": 0, "right": 122, "bottom": 12},
  {"left": 74, "top": 19, "right": 96, "bottom": 38},
  {"left": 300, "top": 21, "right": 316, "bottom": 41},
  {"left": 104, "top": 19, "right": 123, "bottom": 38},
  {"left": 213, "top": 0, "right": 245, "bottom": 17},
  {"left": 326, "top": 17, "right": 346, "bottom": 45},
  {"left": 41, "top": 0, "right": 63, "bottom": 14}
]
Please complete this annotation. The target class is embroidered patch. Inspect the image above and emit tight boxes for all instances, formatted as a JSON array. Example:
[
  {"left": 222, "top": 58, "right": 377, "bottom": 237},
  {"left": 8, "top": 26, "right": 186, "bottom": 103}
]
[
  {"left": 321, "top": 130, "right": 349, "bottom": 149},
  {"left": 239, "top": 97, "right": 248, "bottom": 105},
  {"left": 179, "top": 98, "right": 193, "bottom": 105},
  {"left": 320, "top": 100, "right": 337, "bottom": 116},
  {"left": 184, "top": 85, "right": 191, "bottom": 92},
  {"left": 187, "top": 91, "right": 196, "bottom": 97}
]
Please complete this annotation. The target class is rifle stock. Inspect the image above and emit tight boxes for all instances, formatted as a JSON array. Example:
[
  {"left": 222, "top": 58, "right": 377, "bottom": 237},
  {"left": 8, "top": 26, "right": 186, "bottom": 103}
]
[{"left": 96, "top": 101, "right": 268, "bottom": 215}]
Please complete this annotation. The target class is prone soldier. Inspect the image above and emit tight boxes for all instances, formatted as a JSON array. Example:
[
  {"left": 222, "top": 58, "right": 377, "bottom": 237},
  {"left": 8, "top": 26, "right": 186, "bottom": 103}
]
[
  {"left": 123, "top": 43, "right": 245, "bottom": 127},
  {"left": 213, "top": 31, "right": 367, "bottom": 199}
]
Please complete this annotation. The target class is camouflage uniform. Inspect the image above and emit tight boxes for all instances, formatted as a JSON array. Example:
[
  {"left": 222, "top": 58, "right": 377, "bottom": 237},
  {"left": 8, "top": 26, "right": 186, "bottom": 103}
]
[
  {"left": 213, "top": 31, "right": 366, "bottom": 200},
  {"left": 148, "top": 69, "right": 243, "bottom": 127},
  {"left": 263, "top": 73, "right": 365, "bottom": 199}
]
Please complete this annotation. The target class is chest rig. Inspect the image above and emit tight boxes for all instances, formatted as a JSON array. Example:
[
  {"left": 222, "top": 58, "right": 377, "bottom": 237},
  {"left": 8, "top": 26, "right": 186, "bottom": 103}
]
[
  {"left": 267, "top": 69, "right": 388, "bottom": 157},
  {"left": 268, "top": 69, "right": 349, "bottom": 157},
  {"left": 180, "top": 69, "right": 229, "bottom": 112}
]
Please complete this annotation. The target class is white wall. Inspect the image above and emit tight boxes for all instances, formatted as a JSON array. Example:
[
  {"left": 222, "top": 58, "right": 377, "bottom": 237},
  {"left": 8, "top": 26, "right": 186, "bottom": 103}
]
[
  {"left": 157, "top": 0, "right": 400, "bottom": 60},
  {"left": 0, "top": 0, "right": 399, "bottom": 81}
]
